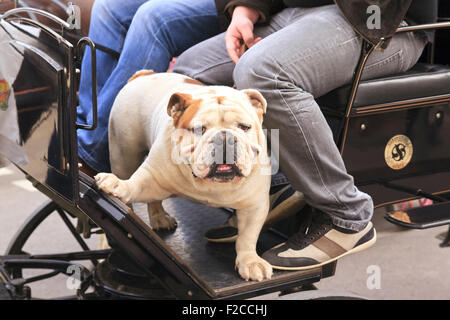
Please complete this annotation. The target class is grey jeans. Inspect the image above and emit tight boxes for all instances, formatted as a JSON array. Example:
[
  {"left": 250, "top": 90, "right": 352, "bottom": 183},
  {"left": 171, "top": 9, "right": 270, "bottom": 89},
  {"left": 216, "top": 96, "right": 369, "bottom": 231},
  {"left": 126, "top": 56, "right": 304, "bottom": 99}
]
[{"left": 173, "top": 5, "right": 427, "bottom": 231}]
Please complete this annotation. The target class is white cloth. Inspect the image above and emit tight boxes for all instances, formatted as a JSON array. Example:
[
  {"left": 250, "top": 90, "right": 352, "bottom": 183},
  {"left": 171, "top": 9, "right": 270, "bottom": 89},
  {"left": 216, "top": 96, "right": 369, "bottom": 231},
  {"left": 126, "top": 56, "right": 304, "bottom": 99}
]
[{"left": 0, "top": 21, "right": 28, "bottom": 167}]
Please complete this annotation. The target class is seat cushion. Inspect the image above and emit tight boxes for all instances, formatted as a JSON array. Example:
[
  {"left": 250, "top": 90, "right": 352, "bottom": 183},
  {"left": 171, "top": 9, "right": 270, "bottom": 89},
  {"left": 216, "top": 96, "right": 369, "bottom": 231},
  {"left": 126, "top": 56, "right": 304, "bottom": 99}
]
[{"left": 317, "top": 63, "right": 450, "bottom": 112}]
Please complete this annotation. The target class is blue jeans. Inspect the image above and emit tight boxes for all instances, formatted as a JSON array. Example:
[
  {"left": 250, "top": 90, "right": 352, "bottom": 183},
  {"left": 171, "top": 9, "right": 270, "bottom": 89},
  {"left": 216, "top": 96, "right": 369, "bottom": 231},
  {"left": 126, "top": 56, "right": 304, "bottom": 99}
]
[{"left": 77, "top": 0, "right": 220, "bottom": 172}]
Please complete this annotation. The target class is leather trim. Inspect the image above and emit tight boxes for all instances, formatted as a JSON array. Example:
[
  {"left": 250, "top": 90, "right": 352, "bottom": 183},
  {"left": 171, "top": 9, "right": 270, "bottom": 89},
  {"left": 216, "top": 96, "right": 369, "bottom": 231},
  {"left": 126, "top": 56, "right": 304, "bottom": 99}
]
[
  {"left": 317, "top": 63, "right": 450, "bottom": 111},
  {"left": 312, "top": 236, "right": 347, "bottom": 258},
  {"left": 261, "top": 243, "right": 320, "bottom": 268},
  {"left": 354, "top": 227, "right": 375, "bottom": 248}
]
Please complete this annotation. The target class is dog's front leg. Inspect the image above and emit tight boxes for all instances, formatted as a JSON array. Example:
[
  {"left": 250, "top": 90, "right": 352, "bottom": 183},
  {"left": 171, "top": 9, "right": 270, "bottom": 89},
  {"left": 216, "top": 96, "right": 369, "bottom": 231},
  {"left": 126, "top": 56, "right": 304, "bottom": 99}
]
[
  {"left": 95, "top": 162, "right": 171, "bottom": 203},
  {"left": 235, "top": 201, "right": 273, "bottom": 282}
]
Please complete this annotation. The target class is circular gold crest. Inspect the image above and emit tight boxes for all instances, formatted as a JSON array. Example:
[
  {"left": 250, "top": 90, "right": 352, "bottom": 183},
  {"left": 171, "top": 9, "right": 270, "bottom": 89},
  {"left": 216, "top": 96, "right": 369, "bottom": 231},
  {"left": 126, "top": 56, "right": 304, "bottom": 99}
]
[{"left": 385, "top": 134, "right": 413, "bottom": 170}]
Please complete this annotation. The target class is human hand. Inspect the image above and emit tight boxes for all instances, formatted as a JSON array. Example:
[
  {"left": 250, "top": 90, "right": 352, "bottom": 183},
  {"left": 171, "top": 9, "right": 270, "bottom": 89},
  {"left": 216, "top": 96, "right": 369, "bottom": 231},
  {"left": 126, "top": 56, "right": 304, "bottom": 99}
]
[{"left": 225, "top": 6, "right": 262, "bottom": 63}]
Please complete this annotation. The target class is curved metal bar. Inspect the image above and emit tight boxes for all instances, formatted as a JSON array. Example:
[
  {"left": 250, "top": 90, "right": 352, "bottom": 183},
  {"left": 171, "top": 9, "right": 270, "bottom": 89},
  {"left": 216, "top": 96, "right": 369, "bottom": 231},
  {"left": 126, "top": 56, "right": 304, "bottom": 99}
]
[
  {"left": 338, "top": 40, "right": 376, "bottom": 152},
  {"left": 5, "top": 200, "right": 58, "bottom": 256},
  {"left": 396, "top": 21, "right": 450, "bottom": 33},
  {"left": 76, "top": 37, "right": 98, "bottom": 131},
  {"left": 55, "top": 208, "right": 98, "bottom": 267},
  {"left": 3, "top": 259, "right": 90, "bottom": 279},
  {"left": 16, "top": 1, "right": 38, "bottom": 21},
  {"left": 0, "top": 7, "right": 72, "bottom": 29},
  {"left": 22, "top": 270, "right": 60, "bottom": 285}
]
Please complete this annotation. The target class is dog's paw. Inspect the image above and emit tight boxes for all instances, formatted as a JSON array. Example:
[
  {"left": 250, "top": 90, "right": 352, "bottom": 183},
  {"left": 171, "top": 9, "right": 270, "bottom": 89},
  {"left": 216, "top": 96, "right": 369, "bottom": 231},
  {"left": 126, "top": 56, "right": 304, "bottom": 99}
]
[
  {"left": 235, "top": 253, "right": 273, "bottom": 282},
  {"left": 150, "top": 213, "right": 178, "bottom": 231},
  {"left": 95, "top": 173, "right": 131, "bottom": 203}
]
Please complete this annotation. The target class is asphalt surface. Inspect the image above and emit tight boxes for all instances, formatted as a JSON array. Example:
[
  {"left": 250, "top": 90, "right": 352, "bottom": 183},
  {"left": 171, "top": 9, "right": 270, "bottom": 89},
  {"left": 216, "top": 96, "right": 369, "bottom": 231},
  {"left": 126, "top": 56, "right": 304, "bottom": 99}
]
[{"left": 0, "top": 164, "right": 449, "bottom": 300}]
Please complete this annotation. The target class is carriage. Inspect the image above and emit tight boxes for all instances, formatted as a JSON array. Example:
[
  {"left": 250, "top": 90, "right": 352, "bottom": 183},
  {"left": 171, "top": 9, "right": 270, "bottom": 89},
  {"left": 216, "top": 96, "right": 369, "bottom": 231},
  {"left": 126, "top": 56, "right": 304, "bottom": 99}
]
[{"left": 0, "top": 0, "right": 449, "bottom": 300}]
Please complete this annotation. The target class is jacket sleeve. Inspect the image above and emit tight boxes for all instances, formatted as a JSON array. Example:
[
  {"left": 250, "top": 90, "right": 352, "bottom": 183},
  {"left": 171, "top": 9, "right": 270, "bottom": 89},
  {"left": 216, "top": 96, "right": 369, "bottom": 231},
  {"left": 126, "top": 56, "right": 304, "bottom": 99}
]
[{"left": 224, "top": 0, "right": 283, "bottom": 23}]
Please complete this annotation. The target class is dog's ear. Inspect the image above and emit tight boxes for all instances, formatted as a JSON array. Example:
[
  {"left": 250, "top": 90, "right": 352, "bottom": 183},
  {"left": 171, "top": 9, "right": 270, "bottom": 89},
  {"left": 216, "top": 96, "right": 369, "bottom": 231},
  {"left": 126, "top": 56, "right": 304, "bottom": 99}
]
[
  {"left": 241, "top": 89, "right": 267, "bottom": 122},
  {"left": 167, "top": 92, "right": 201, "bottom": 128}
]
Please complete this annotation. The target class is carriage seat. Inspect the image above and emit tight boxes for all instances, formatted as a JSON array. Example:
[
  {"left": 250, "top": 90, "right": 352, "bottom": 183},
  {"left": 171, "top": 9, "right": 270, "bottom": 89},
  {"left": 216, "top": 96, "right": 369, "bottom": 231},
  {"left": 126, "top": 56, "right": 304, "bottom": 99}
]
[{"left": 317, "top": 63, "right": 450, "bottom": 112}]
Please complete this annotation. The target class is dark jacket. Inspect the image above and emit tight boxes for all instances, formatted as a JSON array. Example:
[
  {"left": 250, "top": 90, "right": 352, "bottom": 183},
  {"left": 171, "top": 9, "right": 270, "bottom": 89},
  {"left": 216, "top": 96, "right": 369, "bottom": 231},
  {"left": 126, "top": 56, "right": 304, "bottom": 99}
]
[{"left": 215, "top": 0, "right": 414, "bottom": 47}]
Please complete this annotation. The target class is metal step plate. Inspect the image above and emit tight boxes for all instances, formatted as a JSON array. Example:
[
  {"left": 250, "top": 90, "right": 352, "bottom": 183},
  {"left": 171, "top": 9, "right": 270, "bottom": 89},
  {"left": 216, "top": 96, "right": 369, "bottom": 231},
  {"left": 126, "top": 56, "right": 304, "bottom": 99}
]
[
  {"left": 385, "top": 201, "right": 450, "bottom": 229},
  {"left": 132, "top": 199, "right": 335, "bottom": 298}
]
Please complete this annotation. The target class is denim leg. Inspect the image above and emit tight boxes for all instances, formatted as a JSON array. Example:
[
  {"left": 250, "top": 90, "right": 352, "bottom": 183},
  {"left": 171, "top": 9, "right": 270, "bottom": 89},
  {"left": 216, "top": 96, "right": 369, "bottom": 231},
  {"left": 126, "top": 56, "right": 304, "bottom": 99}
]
[
  {"left": 77, "top": 0, "right": 147, "bottom": 126},
  {"left": 77, "top": 0, "right": 220, "bottom": 172}
]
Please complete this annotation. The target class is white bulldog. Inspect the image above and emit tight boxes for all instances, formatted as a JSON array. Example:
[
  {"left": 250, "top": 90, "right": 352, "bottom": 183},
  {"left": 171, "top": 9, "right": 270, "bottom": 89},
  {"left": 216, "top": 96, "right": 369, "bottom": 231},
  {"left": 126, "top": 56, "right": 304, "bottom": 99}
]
[{"left": 95, "top": 71, "right": 273, "bottom": 282}]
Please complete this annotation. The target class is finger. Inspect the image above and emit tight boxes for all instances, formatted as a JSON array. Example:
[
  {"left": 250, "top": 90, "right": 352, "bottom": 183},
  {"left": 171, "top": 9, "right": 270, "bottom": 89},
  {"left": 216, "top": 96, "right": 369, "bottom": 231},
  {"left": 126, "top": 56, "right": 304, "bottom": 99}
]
[
  {"left": 248, "top": 37, "right": 262, "bottom": 48},
  {"left": 226, "top": 36, "right": 241, "bottom": 63},
  {"left": 241, "top": 26, "right": 255, "bottom": 48},
  {"left": 237, "top": 43, "right": 247, "bottom": 59}
]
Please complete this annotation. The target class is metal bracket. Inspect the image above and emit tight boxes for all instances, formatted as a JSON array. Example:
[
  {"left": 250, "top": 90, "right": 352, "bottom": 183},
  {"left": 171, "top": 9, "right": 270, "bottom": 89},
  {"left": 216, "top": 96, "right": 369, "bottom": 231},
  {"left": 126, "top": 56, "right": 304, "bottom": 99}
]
[{"left": 75, "top": 37, "right": 98, "bottom": 131}]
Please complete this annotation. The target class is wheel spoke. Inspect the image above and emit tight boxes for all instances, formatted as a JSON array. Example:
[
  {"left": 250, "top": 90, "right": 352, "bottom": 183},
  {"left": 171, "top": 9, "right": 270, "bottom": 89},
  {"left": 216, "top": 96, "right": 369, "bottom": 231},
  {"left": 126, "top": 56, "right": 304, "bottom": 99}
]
[{"left": 56, "top": 208, "right": 98, "bottom": 266}]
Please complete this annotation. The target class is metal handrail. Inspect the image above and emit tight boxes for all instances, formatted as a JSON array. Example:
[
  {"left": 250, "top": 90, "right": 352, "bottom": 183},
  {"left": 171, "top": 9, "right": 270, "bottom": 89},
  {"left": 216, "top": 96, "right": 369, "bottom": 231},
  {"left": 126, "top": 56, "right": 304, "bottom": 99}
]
[
  {"left": 396, "top": 21, "right": 450, "bottom": 33},
  {"left": 0, "top": 7, "right": 72, "bottom": 29},
  {"left": 76, "top": 37, "right": 98, "bottom": 131}
]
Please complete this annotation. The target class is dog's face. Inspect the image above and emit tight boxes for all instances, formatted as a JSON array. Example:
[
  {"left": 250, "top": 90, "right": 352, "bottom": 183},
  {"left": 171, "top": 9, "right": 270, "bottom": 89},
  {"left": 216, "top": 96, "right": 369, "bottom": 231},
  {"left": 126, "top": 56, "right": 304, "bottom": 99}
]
[{"left": 168, "top": 86, "right": 267, "bottom": 184}]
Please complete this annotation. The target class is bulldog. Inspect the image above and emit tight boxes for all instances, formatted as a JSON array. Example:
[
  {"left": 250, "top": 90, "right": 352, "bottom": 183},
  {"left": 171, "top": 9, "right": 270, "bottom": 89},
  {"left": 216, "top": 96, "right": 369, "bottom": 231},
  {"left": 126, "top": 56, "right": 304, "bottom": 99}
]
[{"left": 95, "top": 71, "right": 273, "bottom": 282}]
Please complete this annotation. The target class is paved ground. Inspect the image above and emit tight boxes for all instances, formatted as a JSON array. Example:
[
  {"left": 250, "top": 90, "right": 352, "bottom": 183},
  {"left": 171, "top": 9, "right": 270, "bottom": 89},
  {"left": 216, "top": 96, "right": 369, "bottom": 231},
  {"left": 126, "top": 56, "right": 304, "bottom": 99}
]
[{"left": 0, "top": 164, "right": 449, "bottom": 299}]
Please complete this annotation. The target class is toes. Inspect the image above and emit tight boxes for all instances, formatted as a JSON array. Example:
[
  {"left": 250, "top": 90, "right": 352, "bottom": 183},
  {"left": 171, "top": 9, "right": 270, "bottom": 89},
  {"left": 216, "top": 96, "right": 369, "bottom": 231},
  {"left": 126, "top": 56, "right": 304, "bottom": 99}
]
[
  {"left": 238, "top": 265, "right": 250, "bottom": 282},
  {"left": 94, "top": 174, "right": 130, "bottom": 202},
  {"left": 151, "top": 215, "right": 178, "bottom": 231},
  {"left": 262, "top": 262, "right": 273, "bottom": 279},
  {"left": 95, "top": 173, "right": 118, "bottom": 192},
  {"left": 236, "top": 256, "right": 273, "bottom": 282},
  {"left": 249, "top": 264, "right": 264, "bottom": 282},
  {"left": 167, "top": 216, "right": 178, "bottom": 229}
]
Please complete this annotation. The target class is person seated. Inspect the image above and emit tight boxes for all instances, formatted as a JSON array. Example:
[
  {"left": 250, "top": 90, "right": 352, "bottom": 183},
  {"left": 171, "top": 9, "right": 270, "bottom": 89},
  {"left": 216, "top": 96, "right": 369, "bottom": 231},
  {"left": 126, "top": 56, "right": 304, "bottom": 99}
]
[
  {"left": 173, "top": 0, "right": 437, "bottom": 270},
  {"left": 77, "top": 0, "right": 227, "bottom": 175}
]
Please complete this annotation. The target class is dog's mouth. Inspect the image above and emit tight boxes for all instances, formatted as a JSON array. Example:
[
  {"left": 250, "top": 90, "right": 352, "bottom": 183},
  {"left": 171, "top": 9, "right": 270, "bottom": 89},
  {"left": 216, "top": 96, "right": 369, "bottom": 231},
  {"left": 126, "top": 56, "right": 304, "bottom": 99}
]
[{"left": 206, "top": 163, "right": 243, "bottom": 182}]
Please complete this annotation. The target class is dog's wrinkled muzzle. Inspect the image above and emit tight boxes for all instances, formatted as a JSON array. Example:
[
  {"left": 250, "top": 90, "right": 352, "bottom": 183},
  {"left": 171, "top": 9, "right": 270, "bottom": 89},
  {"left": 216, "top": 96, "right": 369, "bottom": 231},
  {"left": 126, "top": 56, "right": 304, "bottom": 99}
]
[{"left": 205, "top": 131, "right": 242, "bottom": 182}]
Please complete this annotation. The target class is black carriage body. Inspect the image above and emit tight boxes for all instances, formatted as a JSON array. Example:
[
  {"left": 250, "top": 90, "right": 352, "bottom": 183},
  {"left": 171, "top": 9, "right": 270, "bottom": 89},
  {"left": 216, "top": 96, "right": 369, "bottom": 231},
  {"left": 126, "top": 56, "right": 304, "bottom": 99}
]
[
  {"left": 320, "top": 64, "right": 450, "bottom": 207},
  {"left": 345, "top": 99, "right": 450, "bottom": 207},
  {"left": 1, "top": 18, "right": 79, "bottom": 204}
]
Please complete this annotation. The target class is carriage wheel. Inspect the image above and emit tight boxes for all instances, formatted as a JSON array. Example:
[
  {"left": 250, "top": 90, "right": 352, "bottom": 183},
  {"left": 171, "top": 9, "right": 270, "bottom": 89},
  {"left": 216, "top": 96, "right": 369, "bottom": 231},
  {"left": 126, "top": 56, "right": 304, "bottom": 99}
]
[{"left": 5, "top": 199, "right": 100, "bottom": 280}]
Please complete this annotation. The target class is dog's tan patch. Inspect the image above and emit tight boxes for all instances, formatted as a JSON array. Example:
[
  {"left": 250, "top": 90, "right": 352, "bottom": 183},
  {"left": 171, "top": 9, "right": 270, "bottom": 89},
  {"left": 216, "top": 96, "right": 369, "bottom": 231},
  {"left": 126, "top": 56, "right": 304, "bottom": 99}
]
[
  {"left": 184, "top": 78, "right": 205, "bottom": 86},
  {"left": 169, "top": 93, "right": 202, "bottom": 129},
  {"left": 176, "top": 99, "right": 202, "bottom": 129},
  {"left": 216, "top": 96, "right": 227, "bottom": 105},
  {"left": 256, "top": 109, "right": 263, "bottom": 122},
  {"left": 128, "top": 70, "right": 156, "bottom": 83}
]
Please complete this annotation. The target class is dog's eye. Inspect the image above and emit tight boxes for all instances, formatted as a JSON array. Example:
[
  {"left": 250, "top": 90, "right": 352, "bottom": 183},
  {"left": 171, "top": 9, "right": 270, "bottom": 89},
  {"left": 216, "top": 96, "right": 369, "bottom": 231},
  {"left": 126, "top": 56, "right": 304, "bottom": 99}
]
[
  {"left": 191, "top": 126, "right": 206, "bottom": 135},
  {"left": 238, "top": 124, "right": 251, "bottom": 132}
]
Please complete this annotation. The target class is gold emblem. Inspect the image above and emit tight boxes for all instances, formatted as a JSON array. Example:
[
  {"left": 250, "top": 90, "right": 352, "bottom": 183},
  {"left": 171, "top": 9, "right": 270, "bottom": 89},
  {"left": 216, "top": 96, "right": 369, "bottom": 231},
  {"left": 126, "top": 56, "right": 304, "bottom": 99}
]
[
  {"left": 385, "top": 134, "right": 413, "bottom": 170},
  {"left": 0, "top": 79, "right": 10, "bottom": 111}
]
